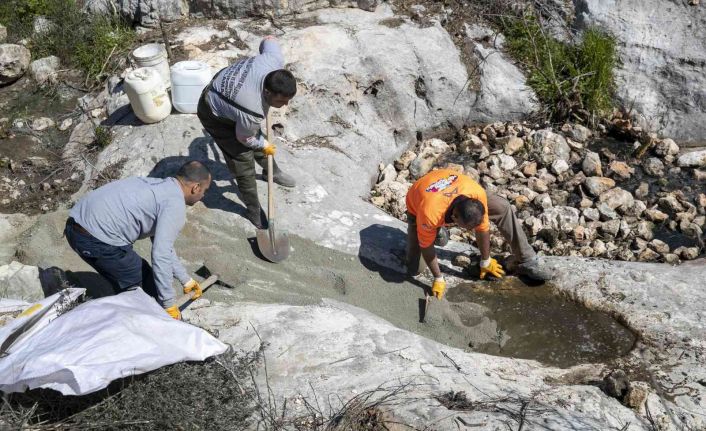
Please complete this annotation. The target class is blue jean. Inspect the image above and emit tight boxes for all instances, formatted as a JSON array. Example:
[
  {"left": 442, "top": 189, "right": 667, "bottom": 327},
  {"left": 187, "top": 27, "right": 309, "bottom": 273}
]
[{"left": 64, "top": 219, "right": 158, "bottom": 300}]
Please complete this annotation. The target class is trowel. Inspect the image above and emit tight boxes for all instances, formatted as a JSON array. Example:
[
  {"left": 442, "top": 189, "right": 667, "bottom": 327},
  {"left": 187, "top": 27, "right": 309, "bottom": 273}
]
[{"left": 256, "top": 112, "right": 290, "bottom": 263}]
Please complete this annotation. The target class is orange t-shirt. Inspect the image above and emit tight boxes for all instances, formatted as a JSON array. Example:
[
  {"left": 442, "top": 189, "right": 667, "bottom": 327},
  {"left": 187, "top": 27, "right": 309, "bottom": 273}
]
[{"left": 405, "top": 169, "right": 489, "bottom": 248}]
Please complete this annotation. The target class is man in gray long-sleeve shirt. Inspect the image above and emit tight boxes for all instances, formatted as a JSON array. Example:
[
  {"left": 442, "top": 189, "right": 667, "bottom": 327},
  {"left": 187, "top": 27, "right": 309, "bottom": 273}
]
[
  {"left": 197, "top": 35, "right": 297, "bottom": 229},
  {"left": 65, "top": 161, "right": 211, "bottom": 319}
]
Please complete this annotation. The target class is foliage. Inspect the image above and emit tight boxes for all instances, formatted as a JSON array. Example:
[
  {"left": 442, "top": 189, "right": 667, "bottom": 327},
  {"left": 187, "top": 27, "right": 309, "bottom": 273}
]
[
  {"left": 0, "top": 0, "right": 135, "bottom": 87},
  {"left": 500, "top": 12, "right": 617, "bottom": 122}
]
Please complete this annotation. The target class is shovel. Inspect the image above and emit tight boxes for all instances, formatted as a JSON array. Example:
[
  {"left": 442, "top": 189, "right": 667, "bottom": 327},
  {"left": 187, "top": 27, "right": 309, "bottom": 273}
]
[
  {"left": 256, "top": 112, "right": 290, "bottom": 263},
  {"left": 176, "top": 275, "right": 218, "bottom": 309}
]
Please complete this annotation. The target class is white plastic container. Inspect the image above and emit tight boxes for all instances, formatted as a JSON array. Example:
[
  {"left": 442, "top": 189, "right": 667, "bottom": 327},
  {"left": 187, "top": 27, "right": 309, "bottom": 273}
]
[
  {"left": 131, "top": 43, "right": 170, "bottom": 89},
  {"left": 123, "top": 67, "right": 172, "bottom": 124},
  {"left": 170, "top": 61, "right": 213, "bottom": 114}
]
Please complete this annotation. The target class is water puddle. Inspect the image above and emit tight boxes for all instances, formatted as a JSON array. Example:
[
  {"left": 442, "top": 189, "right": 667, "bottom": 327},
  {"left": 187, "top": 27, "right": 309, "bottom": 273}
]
[{"left": 446, "top": 279, "right": 637, "bottom": 368}]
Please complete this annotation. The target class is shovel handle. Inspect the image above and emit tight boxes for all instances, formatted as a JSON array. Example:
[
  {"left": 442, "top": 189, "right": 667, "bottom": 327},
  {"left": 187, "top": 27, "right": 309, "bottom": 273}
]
[
  {"left": 176, "top": 275, "right": 218, "bottom": 308},
  {"left": 266, "top": 112, "right": 275, "bottom": 222}
]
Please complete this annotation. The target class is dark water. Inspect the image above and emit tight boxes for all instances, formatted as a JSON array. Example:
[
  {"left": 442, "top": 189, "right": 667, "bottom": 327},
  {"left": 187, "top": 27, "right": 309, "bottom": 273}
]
[{"left": 446, "top": 279, "right": 637, "bottom": 368}]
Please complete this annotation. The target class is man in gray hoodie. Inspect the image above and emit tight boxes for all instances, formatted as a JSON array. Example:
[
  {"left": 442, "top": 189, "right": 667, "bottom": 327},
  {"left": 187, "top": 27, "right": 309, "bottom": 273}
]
[
  {"left": 65, "top": 161, "right": 211, "bottom": 319},
  {"left": 197, "top": 35, "right": 296, "bottom": 229}
]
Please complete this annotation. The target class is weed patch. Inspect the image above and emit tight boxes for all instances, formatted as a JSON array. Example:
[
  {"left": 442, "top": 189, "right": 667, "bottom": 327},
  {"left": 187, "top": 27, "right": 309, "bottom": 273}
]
[{"left": 0, "top": 0, "right": 135, "bottom": 88}]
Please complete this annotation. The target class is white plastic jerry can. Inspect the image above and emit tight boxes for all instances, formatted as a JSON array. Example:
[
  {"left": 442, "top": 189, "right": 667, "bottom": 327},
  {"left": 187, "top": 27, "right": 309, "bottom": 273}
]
[
  {"left": 123, "top": 67, "right": 172, "bottom": 124},
  {"left": 170, "top": 61, "right": 213, "bottom": 114}
]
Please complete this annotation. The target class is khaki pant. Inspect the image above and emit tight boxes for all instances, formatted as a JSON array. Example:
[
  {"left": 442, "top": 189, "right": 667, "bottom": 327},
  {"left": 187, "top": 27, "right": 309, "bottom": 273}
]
[{"left": 406, "top": 193, "right": 535, "bottom": 275}]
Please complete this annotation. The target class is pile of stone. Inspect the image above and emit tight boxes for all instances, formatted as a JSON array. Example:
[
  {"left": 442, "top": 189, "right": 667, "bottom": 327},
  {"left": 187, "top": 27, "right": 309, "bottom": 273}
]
[{"left": 371, "top": 122, "right": 705, "bottom": 263}]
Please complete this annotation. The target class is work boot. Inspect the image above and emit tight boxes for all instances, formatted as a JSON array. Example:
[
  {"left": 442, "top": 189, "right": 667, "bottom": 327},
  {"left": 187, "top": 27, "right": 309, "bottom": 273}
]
[
  {"left": 246, "top": 205, "right": 268, "bottom": 230},
  {"left": 515, "top": 257, "right": 553, "bottom": 281},
  {"left": 256, "top": 154, "right": 296, "bottom": 188},
  {"left": 434, "top": 227, "right": 449, "bottom": 246}
]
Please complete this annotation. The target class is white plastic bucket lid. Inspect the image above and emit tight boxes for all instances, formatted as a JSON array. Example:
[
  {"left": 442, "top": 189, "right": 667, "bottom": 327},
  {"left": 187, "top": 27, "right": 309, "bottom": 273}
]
[
  {"left": 172, "top": 61, "right": 209, "bottom": 72},
  {"left": 132, "top": 43, "right": 166, "bottom": 62}
]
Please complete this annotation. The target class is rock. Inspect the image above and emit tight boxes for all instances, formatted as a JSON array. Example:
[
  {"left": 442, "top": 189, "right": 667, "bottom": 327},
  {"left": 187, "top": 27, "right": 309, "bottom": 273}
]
[
  {"left": 0, "top": 261, "right": 43, "bottom": 301},
  {"left": 624, "top": 200, "right": 647, "bottom": 218},
  {"left": 608, "top": 161, "right": 633, "bottom": 179},
  {"left": 29, "top": 55, "right": 60, "bottom": 85},
  {"left": 409, "top": 139, "right": 449, "bottom": 179},
  {"left": 597, "top": 203, "right": 619, "bottom": 221},
  {"left": 522, "top": 161, "right": 537, "bottom": 177},
  {"left": 58, "top": 118, "right": 73, "bottom": 131},
  {"left": 503, "top": 136, "right": 524, "bottom": 155},
  {"left": 579, "top": 198, "right": 593, "bottom": 209},
  {"left": 0, "top": 44, "right": 31, "bottom": 84},
  {"left": 582, "top": 151, "right": 603, "bottom": 176},
  {"left": 601, "top": 219, "right": 621, "bottom": 237},
  {"left": 585, "top": 176, "right": 616, "bottom": 197},
  {"left": 443, "top": 163, "right": 464, "bottom": 174},
  {"left": 514, "top": 195, "right": 530, "bottom": 210},
  {"left": 452, "top": 255, "right": 471, "bottom": 268},
  {"left": 663, "top": 253, "right": 680, "bottom": 265},
  {"left": 592, "top": 239, "right": 607, "bottom": 256},
  {"left": 642, "top": 157, "right": 664, "bottom": 177},
  {"left": 659, "top": 194, "right": 685, "bottom": 213},
  {"left": 634, "top": 182, "right": 649, "bottom": 200},
  {"left": 638, "top": 248, "right": 660, "bottom": 262},
  {"left": 566, "top": 124, "right": 592, "bottom": 143},
  {"left": 26, "top": 156, "right": 49, "bottom": 168},
  {"left": 698, "top": 193, "right": 706, "bottom": 210},
  {"left": 599, "top": 187, "right": 634, "bottom": 211},
  {"left": 497, "top": 154, "right": 517, "bottom": 171},
  {"left": 583, "top": 207, "right": 600, "bottom": 222},
  {"left": 695, "top": 169, "right": 706, "bottom": 182},
  {"left": 575, "top": 1, "right": 706, "bottom": 144},
  {"left": 649, "top": 239, "right": 670, "bottom": 254},
  {"left": 682, "top": 223, "right": 703, "bottom": 239},
  {"left": 645, "top": 208, "right": 668, "bottom": 222},
  {"left": 675, "top": 246, "right": 700, "bottom": 260},
  {"left": 377, "top": 164, "right": 396, "bottom": 184},
  {"left": 530, "top": 129, "right": 571, "bottom": 166},
  {"left": 373, "top": 181, "right": 409, "bottom": 219},
  {"left": 394, "top": 150, "right": 416, "bottom": 171},
  {"left": 31, "top": 117, "right": 55, "bottom": 131},
  {"left": 0, "top": 24, "right": 6, "bottom": 43},
  {"left": 458, "top": 134, "right": 484, "bottom": 154},
  {"left": 654, "top": 138, "right": 680, "bottom": 157},
  {"left": 528, "top": 177, "right": 549, "bottom": 193},
  {"left": 540, "top": 206, "right": 580, "bottom": 231},
  {"left": 534, "top": 194, "right": 553, "bottom": 210},
  {"left": 678, "top": 150, "right": 706, "bottom": 168},
  {"left": 551, "top": 159, "right": 569, "bottom": 175},
  {"left": 488, "top": 164, "right": 503, "bottom": 180},
  {"left": 565, "top": 171, "right": 586, "bottom": 189},
  {"left": 625, "top": 382, "right": 651, "bottom": 410}
]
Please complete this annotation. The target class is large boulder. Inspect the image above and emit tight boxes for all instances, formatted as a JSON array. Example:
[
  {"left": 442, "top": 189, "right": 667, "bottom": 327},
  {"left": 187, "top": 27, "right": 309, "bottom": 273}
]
[
  {"left": 0, "top": 44, "right": 31, "bottom": 85},
  {"left": 574, "top": 1, "right": 706, "bottom": 145},
  {"left": 29, "top": 55, "right": 60, "bottom": 85}
]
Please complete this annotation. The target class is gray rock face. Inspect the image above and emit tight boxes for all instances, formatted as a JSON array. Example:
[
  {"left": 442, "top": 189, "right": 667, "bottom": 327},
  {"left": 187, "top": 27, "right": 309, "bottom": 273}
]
[
  {"left": 0, "top": 261, "right": 43, "bottom": 302},
  {"left": 574, "top": 0, "right": 706, "bottom": 145},
  {"left": 0, "top": 24, "right": 7, "bottom": 43},
  {"left": 0, "top": 44, "right": 31, "bottom": 85},
  {"left": 83, "top": 0, "right": 380, "bottom": 26},
  {"left": 29, "top": 55, "right": 60, "bottom": 85}
]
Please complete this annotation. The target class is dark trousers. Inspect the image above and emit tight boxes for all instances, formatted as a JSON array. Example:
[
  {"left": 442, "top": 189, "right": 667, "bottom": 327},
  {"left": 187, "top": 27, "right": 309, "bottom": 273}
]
[
  {"left": 406, "top": 194, "right": 536, "bottom": 275},
  {"left": 64, "top": 219, "right": 158, "bottom": 299},
  {"left": 196, "top": 91, "right": 272, "bottom": 211}
]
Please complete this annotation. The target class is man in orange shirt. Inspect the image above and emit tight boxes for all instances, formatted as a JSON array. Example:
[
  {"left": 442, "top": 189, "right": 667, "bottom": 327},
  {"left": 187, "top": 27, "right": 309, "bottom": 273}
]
[{"left": 406, "top": 169, "right": 552, "bottom": 299}]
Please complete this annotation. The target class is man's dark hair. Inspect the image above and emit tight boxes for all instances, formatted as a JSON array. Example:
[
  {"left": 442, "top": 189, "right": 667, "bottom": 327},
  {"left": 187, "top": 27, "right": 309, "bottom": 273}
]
[
  {"left": 176, "top": 160, "right": 211, "bottom": 183},
  {"left": 450, "top": 196, "right": 485, "bottom": 227},
  {"left": 264, "top": 69, "right": 297, "bottom": 97}
]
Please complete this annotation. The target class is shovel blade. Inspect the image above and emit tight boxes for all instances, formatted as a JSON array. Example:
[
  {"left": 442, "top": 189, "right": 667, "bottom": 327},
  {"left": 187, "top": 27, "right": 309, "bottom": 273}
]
[{"left": 256, "top": 228, "right": 290, "bottom": 263}]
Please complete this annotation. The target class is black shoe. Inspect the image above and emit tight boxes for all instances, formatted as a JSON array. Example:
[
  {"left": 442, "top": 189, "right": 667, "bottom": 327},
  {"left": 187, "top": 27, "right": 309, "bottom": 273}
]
[
  {"left": 246, "top": 206, "right": 268, "bottom": 229},
  {"left": 262, "top": 168, "right": 296, "bottom": 188},
  {"left": 515, "top": 258, "right": 553, "bottom": 281}
]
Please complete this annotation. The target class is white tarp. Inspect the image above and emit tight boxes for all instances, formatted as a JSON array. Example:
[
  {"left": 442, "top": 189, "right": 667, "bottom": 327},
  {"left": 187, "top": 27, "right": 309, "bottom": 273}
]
[{"left": 0, "top": 287, "right": 228, "bottom": 395}]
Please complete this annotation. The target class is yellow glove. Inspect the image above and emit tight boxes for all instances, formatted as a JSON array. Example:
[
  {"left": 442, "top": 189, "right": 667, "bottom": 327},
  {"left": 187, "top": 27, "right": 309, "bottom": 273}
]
[
  {"left": 432, "top": 277, "right": 446, "bottom": 300},
  {"left": 480, "top": 258, "right": 505, "bottom": 280},
  {"left": 263, "top": 143, "right": 276, "bottom": 157},
  {"left": 165, "top": 305, "right": 181, "bottom": 320},
  {"left": 183, "top": 278, "right": 202, "bottom": 300}
]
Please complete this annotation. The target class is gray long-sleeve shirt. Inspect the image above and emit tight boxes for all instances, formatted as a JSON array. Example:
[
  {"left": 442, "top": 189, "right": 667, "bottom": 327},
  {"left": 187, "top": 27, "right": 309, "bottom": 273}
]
[
  {"left": 69, "top": 177, "right": 190, "bottom": 307},
  {"left": 207, "top": 38, "right": 284, "bottom": 151}
]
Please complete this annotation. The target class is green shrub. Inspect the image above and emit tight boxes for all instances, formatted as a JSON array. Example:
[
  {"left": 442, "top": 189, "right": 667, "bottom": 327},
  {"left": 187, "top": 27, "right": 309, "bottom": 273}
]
[
  {"left": 0, "top": 0, "right": 135, "bottom": 87},
  {"left": 500, "top": 13, "right": 617, "bottom": 122}
]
